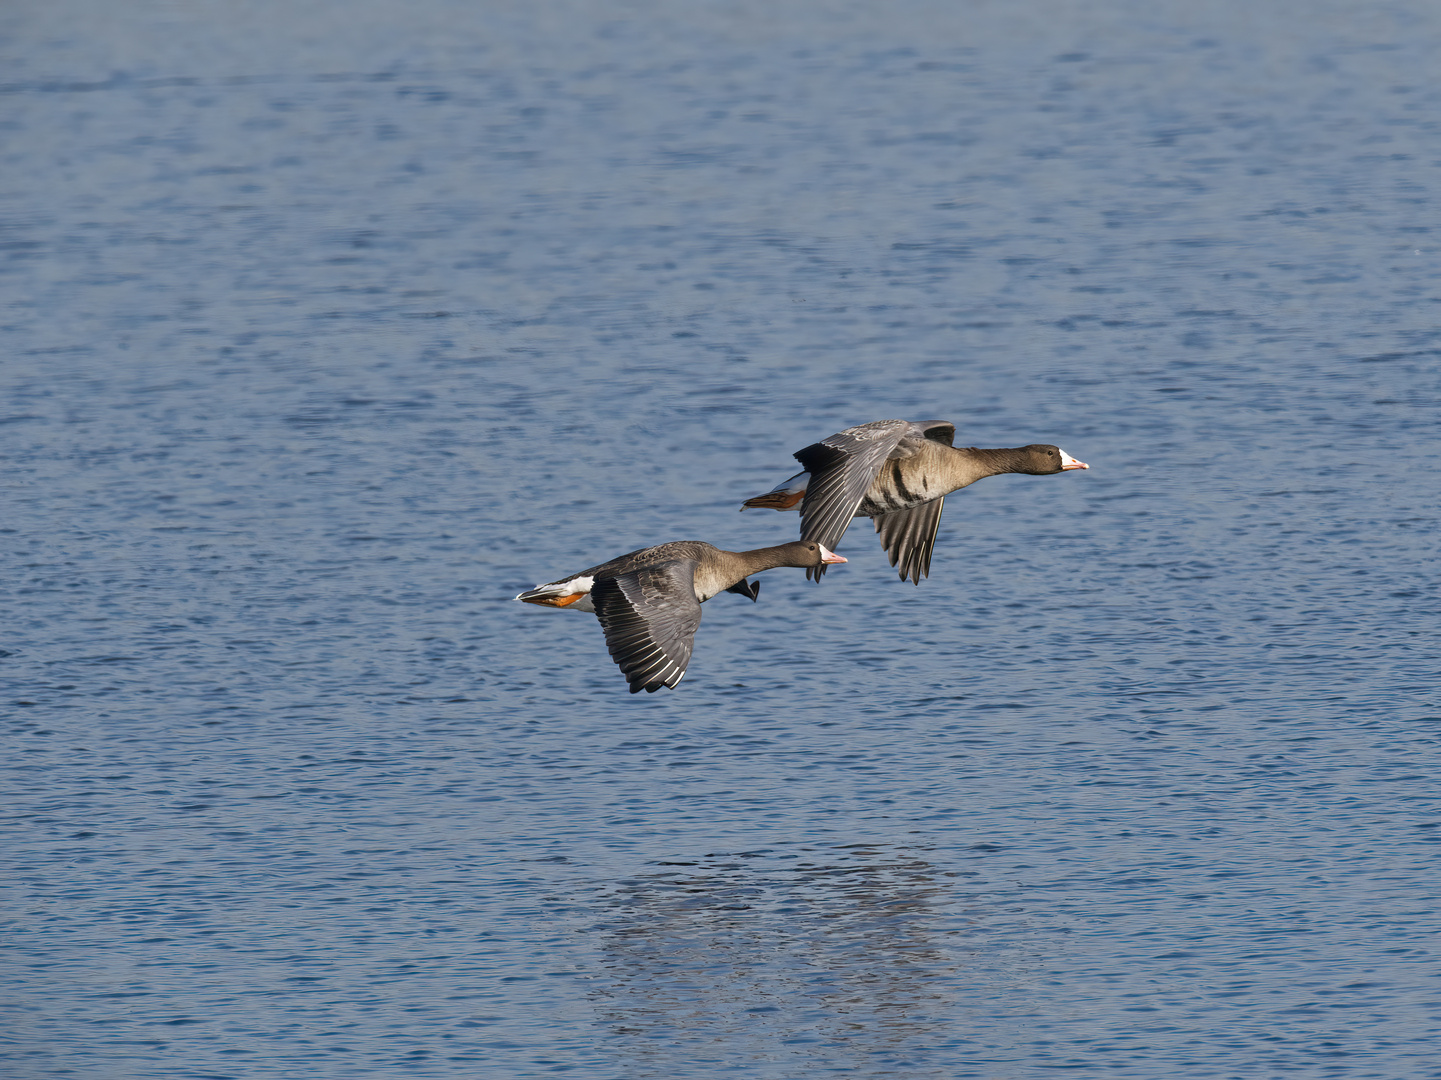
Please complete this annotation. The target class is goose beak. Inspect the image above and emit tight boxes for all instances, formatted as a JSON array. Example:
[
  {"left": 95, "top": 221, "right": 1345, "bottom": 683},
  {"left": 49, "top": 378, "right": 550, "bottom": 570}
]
[
  {"left": 819, "top": 545, "right": 847, "bottom": 565},
  {"left": 1058, "top": 449, "right": 1089, "bottom": 471}
]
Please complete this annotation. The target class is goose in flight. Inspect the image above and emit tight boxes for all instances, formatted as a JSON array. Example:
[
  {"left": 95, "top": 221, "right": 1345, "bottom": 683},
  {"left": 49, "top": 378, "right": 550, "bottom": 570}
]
[
  {"left": 517, "top": 539, "right": 846, "bottom": 692},
  {"left": 743, "top": 419, "right": 1088, "bottom": 583}
]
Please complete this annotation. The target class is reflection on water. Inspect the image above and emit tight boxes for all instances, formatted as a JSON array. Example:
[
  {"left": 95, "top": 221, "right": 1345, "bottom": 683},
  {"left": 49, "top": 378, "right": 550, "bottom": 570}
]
[{"left": 592, "top": 846, "right": 991, "bottom": 1074}]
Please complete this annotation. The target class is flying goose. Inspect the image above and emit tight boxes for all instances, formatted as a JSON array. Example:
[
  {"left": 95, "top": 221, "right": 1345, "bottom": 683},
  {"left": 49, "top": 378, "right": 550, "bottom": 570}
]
[
  {"left": 742, "top": 419, "right": 1088, "bottom": 584},
  {"left": 516, "top": 539, "right": 846, "bottom": 693}
]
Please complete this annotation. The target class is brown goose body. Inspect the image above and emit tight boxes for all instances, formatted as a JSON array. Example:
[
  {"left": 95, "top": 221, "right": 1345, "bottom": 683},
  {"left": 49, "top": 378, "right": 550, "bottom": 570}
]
[
  {"left": 743, "top": 419, "right": 1088, "bottom": 584},
  {"left": 516, "top": 539, "right": 846, "bottom": 693}
]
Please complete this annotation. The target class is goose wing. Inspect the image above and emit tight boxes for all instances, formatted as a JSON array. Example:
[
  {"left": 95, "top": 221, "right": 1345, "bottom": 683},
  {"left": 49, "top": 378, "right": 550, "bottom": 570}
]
[
  {"left": 910, "top": 420, "right": 956, "bottom": 448},
  {"left": 591, "top": 561, "right": 703, "bottom": 693},
  {"left": 724, "top": 578, "right": 760, "bottom": 602},
  {"left": 793, "top": 419, "right": 913, "bottom": 579},
  {"left": 872, "top": 496, "right": 946, "bottom": 585}
]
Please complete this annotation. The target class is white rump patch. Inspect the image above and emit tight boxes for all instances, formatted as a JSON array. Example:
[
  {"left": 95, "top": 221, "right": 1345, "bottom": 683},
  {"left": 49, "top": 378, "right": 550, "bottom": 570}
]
[
  {"left": 516, "top": 574, "right": 596, "bottom": 611},
  {"left": 766, "top": 472, "right": 809, "bottom": 496}
]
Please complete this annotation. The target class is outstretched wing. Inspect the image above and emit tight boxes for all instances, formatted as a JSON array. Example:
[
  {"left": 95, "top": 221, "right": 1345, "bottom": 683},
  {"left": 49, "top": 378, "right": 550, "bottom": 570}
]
[
  {"left": 872, "top": 496, "right": 945, "bottom": 585},
  {"left": 794, "top": 419, "right": 913, "bottom": 579},
  {"left": 591, "top": 562, "right": 703, "bottom": 693}
]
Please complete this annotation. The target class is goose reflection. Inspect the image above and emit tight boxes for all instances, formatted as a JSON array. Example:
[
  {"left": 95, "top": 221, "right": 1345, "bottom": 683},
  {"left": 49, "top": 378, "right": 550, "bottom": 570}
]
[{"left": 590, "top": 845, "right": 982, "bottom": 1072}]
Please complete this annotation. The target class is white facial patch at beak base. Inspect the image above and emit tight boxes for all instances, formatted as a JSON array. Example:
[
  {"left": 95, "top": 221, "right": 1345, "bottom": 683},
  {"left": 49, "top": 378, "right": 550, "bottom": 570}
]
[
  {"left": 1058, "top": 448, "right": 1089, "bottom": 471},
  {"left": 819, "top": 544, "right": 847, "bottom": 564}
]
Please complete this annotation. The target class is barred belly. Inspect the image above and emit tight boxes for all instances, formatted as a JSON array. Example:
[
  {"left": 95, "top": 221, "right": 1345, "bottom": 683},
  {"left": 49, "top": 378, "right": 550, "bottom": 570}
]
[{"left": 856, "top": 460, "right": 930, "bottom": 518}]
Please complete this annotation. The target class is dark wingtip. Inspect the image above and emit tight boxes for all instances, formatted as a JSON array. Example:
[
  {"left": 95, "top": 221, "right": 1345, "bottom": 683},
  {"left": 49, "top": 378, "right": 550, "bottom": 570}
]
[{"left": 725, "top": 578, "right": 761, "bottom": 601}]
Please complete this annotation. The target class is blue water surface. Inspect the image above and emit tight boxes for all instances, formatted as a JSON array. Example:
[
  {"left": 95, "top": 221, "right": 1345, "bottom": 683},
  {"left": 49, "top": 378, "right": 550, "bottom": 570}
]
[{"left": 3, "top": 1, "right": 1440, "bottom": 1077}]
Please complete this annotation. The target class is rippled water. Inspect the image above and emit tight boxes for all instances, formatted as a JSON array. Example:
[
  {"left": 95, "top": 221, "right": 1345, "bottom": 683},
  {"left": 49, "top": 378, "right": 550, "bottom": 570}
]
[{"left": 5, "top": 1, "right": 1440, "bottom": 1076}]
